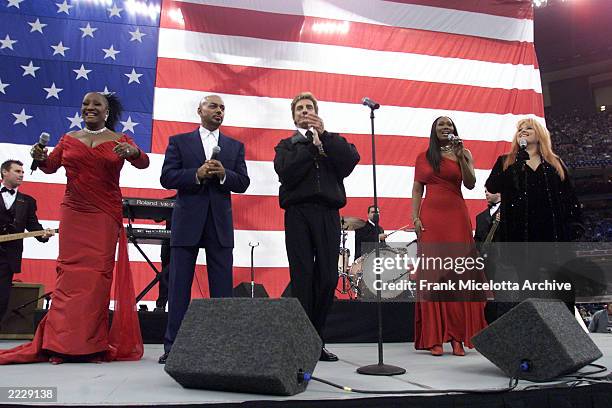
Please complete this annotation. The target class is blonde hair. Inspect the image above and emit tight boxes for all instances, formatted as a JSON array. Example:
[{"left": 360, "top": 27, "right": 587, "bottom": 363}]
[{"left": 503, "top": 118, "right": 565, "bottom": 181}]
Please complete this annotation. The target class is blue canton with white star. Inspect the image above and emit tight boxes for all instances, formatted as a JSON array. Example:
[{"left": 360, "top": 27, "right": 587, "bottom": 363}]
[{"left": 0, "top": 0, "right": 160, "bottom": 151}]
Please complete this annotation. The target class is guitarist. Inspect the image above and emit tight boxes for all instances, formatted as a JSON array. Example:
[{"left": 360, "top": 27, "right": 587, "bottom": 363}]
[
  {"left": 0, "top": 160, "right": 54, "bottom": 325},
  {"left": 474, "top": 188, "right": 501, "bottom": 252},
  {"left": 474, "top": 188, "right": 507, "bottom": 321}
]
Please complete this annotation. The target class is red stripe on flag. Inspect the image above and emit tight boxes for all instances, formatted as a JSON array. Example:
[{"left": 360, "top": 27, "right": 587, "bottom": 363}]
[
  {"left": 21, "top": 182, "right": 488, "bottom": 231},
  {"left": 17, "top": 260, "right": 291, "bottom": 300},
  {"left": 155, "top": 59, "right": 543, "bottom": 116},
  {"left": 160, "top": 2, "right": 537, "bottom": 66},
  {"left": 151, "top": 121, "right": 511, "bottom": 168}
]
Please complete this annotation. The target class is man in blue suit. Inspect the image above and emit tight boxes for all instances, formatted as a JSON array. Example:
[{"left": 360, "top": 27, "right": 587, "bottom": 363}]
[{"left": 158, "top": 95, "right": 250, "bottom": 363}]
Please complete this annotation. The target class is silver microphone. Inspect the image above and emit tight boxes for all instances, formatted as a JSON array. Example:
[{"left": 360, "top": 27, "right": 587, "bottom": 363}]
[
  {"left": 202, "top": 145, "right": 221, "bottom": 185},
  {"left": 447, "top": 133, "right": 461, "bottom": 143},
  {"left": 30, "top": 132, "right": 51, "bottom": 172},
  {"left": 210, "top": 145, "right": 221, "bottom": 160},
  {"left": 519, "top": 138, "right": 528, "bottom": 149}
]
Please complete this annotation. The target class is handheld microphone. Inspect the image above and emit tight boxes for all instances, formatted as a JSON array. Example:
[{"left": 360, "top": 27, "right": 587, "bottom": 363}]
[
  {"left": 202, "top": 145, "right": 221, "bottom": 185},
  {"left": 517, "top": 138, "right": 529, "bottom": 171},
  {"left": 30, "top": 132, "right": 50, "bottom": 173},
  {"left": 448, "top": 133, "right": 461, "bottom": 143},
  {"left": 362, "top": 97, "right": 380, "bottom": 110},
  {"left": 209, "top": 145, "right": 221, "bottom": 161}
]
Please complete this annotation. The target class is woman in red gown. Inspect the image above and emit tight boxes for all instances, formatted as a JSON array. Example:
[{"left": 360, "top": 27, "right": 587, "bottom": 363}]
[
  {"left": 412, "top": 116, "right": 487, "bottom": 356},
  {"left": 0, "top": 92, "right": 148, "bottom": 364}
]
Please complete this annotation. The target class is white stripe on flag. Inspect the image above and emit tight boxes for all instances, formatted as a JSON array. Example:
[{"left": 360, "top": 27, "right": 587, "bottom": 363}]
[
  {"left": 174, "top": 0, "right": 534, "bottom": 42},
  {"left": 157, "top": 29, "right": 541, "bottom": 92}
]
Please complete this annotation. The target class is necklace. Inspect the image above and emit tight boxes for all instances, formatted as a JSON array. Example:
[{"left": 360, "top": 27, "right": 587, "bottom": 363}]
[
  {"left": 440, "top": 144, "right": 453, "bottom": 153},
  {"left": 83, "top": 126, "right": 107, "bottom": 135}
]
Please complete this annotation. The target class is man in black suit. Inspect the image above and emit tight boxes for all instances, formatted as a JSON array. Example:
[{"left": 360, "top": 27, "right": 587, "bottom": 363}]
[
  {"left": 0, "top": 160, "right": 54, "bottom": 325},
  {"left": 159, "top": 95, "right": 250, "bottom": 363},
  {"left": 354, "top": 205, "right": 387, "bottom": 261},
  {"left": 474, "top": 188, "right": 501, "bottom": 251},
  {"left": 474, "top": 188, "right": 508, "bottom": 321},
  {"left": 274, "top": 92, "right": 360, "bottom": 362}
]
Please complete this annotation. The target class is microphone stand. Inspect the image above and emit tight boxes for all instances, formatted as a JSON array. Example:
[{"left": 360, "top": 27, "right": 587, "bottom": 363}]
[
  {"left": 357, "top": 105, "right": 406, "bottom": 376},
  {"left": 249, "top": 242, "right": 260, "bottom": 298}
]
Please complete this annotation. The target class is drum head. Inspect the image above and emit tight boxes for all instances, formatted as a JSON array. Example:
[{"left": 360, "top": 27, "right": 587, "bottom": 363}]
[{"left": 358, "top": 242, "right": 417, "bottom": 300}]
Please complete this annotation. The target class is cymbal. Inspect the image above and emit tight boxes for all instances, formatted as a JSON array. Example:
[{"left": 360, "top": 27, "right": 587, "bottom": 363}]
[{"left": 340, "top": 216, "right": 366, "bottom": 231}]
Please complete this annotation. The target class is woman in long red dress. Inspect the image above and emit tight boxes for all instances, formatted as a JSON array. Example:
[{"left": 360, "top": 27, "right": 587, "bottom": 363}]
[
  {"left": 0, "top": 92, "right": 148, "bottom": 364},
  {"left": 412, "top": 116, "right": 487, "bottom": 356}
]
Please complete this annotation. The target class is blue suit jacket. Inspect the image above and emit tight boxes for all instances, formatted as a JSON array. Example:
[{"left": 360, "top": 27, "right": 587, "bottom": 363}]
[{"left": 160, "top": 129, "right": 250, "bottom": 248}]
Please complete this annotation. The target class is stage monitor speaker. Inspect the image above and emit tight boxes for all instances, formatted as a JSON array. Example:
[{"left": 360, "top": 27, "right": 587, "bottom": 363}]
[
  {"left": 232, "top": 282, "right": 269, "bottom": 298},
  {"left": 164, "top": 298, "right": 321, "bottom": 396},
  {"left": 0, "top": 282, "right": 45, "bottom": 339},
  {"left": 472, "top": 299, "right": 602, "bottom": 381}
]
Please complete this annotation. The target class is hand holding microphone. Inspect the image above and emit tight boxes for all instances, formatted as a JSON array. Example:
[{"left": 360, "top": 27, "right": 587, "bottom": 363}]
[
  {"left": 517, "top": 138, "right": 529, "bottom": 162},
  {"left": 204, "top": 146, "right": 225, "bottom": 183},
  {"left": 30, "top": 132, "right": 51, "bottom": 172}
]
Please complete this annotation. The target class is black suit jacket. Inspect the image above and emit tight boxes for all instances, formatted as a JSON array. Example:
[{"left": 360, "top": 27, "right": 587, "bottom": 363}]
[
  {"left": 0, "top": 191, "right": 46, "bottom": 274},
  {"left": 160, "top": 129, "right": 250, "bottom": 247},
  {"left": 354, "top": 222, "right": 384, "bottom": 260},
  {"left": 474, "top": 206, "right": 499, "bottom": 252}
]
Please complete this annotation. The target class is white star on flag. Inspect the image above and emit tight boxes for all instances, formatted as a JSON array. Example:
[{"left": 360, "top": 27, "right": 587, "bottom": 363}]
[
  {"left": 73, "top": 64, "right": 92, "bottom": 80},
  {"left": 129, "top": 27, "right": 146, "bottom": 42},
  {"left": 28, "top": 18, "right": 48, "bottom": 34},
  {"left": 55, "top": 0, "right": 73, "bottom": 15},
  {"left": 66, "top": 112, "right": 83, "bottom": 129},
  {"left": 102, "top": 86, "right": 112, "bottom": 94},
  {"left": 12, "top": 108, "right": 33, "bottom": 126},
  {"left": 107, "top": 3, "right": 122, "bottom": 18},
  {"left": 124, "top": 68, "right": 143, "bottom": 84},
  {"left": 51, "top": 41, "right": 70, "bottom": 56},
  {"left": 120, "top": 116, "right": 139, "bottom": 133},
  {"left": 102, "top": 44, "right": 120, "bottom": 60},
  {"left": 6, "top": 0, "right": 25, "bottom": 9},
  {"left": 79, "top": 23, "right": 98, "bottom": 38},
  {"left": 21, "top": 61, "right": 40, "bottom": 77},
  {"left": 0, "top": 34, "right": 17, "bottom": 50},
  {"left": 43, "top": 82, "right": 63, "bottom": 99},
  {"left": 0, "top": 78, "right": 9, "bottom": 94}
]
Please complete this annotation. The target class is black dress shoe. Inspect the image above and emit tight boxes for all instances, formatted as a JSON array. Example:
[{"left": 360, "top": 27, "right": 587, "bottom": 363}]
[
  {"left": 319, "top": 348, "right": 338, "bottom": 362},
  {"left": 158, "top": 352, "right": 169, "bottom": 364}
]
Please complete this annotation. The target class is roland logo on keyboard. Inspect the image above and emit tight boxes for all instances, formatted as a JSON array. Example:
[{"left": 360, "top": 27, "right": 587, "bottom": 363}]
[{"left": 129, "top": 198, "right": 175, "bottom": 208}]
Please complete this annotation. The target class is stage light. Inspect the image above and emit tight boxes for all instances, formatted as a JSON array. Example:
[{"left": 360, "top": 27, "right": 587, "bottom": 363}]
[
  {"left": 533, "top": 0, "right": 548, "bottom": 7},
  {"left": 601, "top": 105, "right": 606, "bottom": 112},
  {"left": 312, "top": 20, "right": 350, "bottom": 35}
]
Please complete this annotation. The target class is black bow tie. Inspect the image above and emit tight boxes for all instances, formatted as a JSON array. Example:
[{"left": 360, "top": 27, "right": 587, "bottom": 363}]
[
  {"left": 488, "top": 202, "right": 500, "bottom": 209},
  {"left": 1, "top": 187, "right": 15, "bottom": 195}
]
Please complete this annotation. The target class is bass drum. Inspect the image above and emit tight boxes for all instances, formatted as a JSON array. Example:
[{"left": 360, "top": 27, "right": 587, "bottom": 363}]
[{"left": 357, "top": 241, "right": 417, "bottom": 300}]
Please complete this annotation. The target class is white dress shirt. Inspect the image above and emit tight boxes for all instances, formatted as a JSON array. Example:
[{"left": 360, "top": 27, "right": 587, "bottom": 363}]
[
  {"left": 489, "top": 202, "right": 500, "bottom": 217},
  {"left": 1, "top": 183, "right": 17, "bottom": 209},
  {"left": 199, "top": 126, "right": 220, "bottom": 160},
  {"left": 197, "top": 126, "right": 225, "bottom": 184}
]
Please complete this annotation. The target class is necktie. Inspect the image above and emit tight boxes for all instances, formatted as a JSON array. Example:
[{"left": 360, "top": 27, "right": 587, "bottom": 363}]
[{"left": 1, "top": 187, "right": 15, "bottom": 195}]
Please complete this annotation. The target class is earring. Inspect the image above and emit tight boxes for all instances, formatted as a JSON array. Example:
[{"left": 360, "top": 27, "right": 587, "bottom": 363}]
[{"left": 105, "top": 112, "right": 109, "bottom": 121}]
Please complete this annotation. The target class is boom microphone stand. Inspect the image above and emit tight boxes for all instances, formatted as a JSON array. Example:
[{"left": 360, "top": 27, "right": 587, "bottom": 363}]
[{"left": 357, "top": 97, "right": 406, "bottom": 376}]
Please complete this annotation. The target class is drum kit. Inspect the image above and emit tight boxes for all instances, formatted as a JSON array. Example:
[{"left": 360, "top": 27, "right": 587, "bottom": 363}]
[{"left": 338, "top": 216, "right": 416, "bottom": 300}]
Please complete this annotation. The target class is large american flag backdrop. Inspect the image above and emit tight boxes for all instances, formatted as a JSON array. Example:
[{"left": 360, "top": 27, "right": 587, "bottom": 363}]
[{"left": 0, "top": 0, "right": 543, "bottom": 301}]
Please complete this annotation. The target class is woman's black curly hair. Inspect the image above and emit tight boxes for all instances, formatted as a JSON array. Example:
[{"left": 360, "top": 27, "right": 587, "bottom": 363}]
[{"left": 99, "top": 92, "right": 123, "bottom": 131}]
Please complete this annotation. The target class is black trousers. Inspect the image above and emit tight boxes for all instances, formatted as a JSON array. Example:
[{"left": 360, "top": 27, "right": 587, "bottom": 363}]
[
  {"left": 284, "top": 204, "right": 340, "bottom": 342},
  {"left": 0, "top": 262, "right": 13, "bottom": 326},
  {"left": 156, "top": 243, "right": 170, "bottom": 309},
  {"left": 164, "top": 207, "right": 234, "bottom": 353}
]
